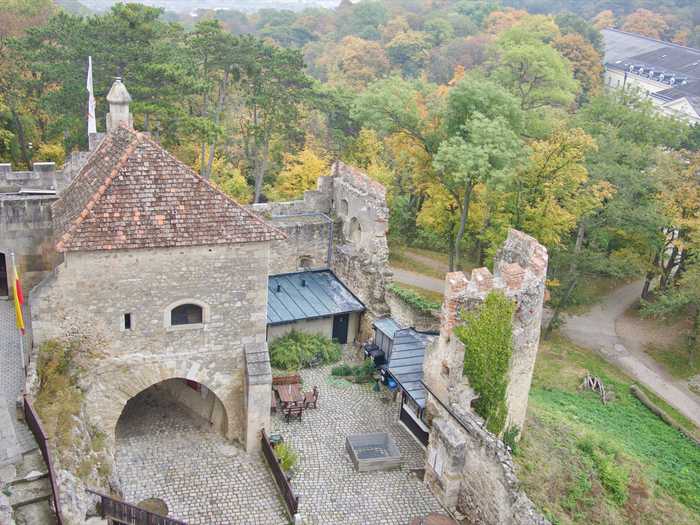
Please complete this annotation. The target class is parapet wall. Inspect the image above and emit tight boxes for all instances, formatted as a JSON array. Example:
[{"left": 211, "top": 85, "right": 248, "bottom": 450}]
[
  {"left": 424, "top": 229, "right": 548, "bottom": 431},
  {"left": 422, "top": 229, "right": 549, "bottom": 524}
]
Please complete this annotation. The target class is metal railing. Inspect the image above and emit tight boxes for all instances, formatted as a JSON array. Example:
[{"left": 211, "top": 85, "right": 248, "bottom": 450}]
[
  {"left": 86, "top": 489, "right": 187, "bottom": 525},
  {"left": 23, "top": 395, "right": 63, "bottom": 525},
  {"left": 261, "top": 429, "right": 299, "bottom": 517}
]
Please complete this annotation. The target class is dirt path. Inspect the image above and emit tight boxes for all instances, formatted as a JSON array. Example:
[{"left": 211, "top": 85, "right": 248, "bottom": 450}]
[
  {"left": 561, "top": 280, "right": 700, "bottom": 427},
  {"left": 390, "top": 267, "right": 445, "bottom": 294}
]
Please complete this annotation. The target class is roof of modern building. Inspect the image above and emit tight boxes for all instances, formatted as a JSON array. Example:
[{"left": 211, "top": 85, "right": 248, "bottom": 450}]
[
  {"left": 602, "top": 29, "right": 700, "bottom": 112},
  {"left": 267, "top": 270, "right": 365, "bottom": 325},
  {"left": 53, "top": 126, "right": 285, "bottom": 252},
  {"left": 387, "top": 328, "right": 433, "bottom": 409},
  {"left": 373, "top": 317, "right": 401, "bottom": 339}
]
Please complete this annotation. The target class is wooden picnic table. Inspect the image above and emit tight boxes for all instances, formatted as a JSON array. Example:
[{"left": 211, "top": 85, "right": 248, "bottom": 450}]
[{"left": 276, "top": 383, "right": 303, "bottom": 406}]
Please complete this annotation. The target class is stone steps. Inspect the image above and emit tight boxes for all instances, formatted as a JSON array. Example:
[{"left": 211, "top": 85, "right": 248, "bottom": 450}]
[
  {"left": 0, "top": 400, "right": 21, "bottom": 467},
  {"left": 8, "top": 475, "right": 51, "bottom": 509}
]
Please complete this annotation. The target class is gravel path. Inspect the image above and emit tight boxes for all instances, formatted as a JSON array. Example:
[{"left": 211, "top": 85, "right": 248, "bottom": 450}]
[
  {"left": 561, "top": 280, "right": 700, "bottom": 427},
  {"left": 390, "top": 268, "right": 445, "bottom": 294}
]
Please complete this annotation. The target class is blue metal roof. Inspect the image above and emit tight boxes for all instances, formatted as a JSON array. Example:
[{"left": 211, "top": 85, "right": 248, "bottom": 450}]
[
  {"left": 387, "top": 328, "right": 433, "bottom": 409},
  {"left": 267, "top": 270, "right": 365, "bottom": 325},
  {"left": 373, "top": 318, "right": 401, "bottom": 339}
]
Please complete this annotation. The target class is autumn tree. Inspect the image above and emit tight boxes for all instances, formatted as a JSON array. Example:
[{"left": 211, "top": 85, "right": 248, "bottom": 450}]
[
  {"left": 553, "top": 33, "right": 603, "bottom": 101},
  {"left": 266, "top": 147, "right": 329, "bottom": 201},
  {"left": 592, "top": 10, "right": 615, "bottom": 31},
  {"left": 319, "top": 36, "right": 390, "bottom": 91},
  {"left": 622, "top": 9, "right": 668, "bottom": 40}
]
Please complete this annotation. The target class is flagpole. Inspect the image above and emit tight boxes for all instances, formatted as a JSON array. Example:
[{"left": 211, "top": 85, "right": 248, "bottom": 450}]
[{"left": 11, "top": 252, "right": 26, "bottom": 377}]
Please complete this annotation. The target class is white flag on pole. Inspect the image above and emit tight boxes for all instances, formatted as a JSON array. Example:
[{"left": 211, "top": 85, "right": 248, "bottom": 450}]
[{"left": 87, "top": 56, "right": 97, "bottom": 134}]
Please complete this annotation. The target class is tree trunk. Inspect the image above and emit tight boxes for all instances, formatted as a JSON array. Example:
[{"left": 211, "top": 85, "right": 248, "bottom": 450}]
[
  {"left": 452, "top": 180, "right": 473, "bottom": 272},
  {"left": 205, "top": 71, "right": 230, "bottom": 180},
  {"left": 11, "top": 107, "right": 30, "bottom": 169},
  {"left": 660, "top": 245, "right": 679, "bottom": 290},
  {"left": 642, "top": 251, "right": 661, "bottom": 299},
  {"left": 545, "top": 221, "right": 586, "bottom": 338}
]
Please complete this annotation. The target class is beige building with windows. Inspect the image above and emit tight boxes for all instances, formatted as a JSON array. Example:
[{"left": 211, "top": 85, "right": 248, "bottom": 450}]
[{"left": 602, "top": 28, "right": 700, "bottom": 124}]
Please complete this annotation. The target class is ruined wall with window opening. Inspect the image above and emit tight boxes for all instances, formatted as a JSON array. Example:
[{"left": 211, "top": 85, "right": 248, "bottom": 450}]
[{"left": 423, "top": 229, "right": 549, "bottom": 524}]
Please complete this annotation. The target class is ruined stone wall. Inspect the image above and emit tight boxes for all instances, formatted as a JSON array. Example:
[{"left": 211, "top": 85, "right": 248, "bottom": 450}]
[
  {"left": 328, "top": 162, "right": 391, "bottom": 338},
  {"left": 0, "top": 154, "right": 88, "bottom": 290},
  {"left": 385, "top": 289, "right": 440, "bottom": 332},
  {"left": 247, "top": 162, "right": 392, "bottom": 340},
  {"left": 424, "top": 398, "right": 549, "bottom": 525},
  {"left": 30, "top": 241, "right": 272, "bottom": 451},
  {"left": 422, "top": 229, "right": 549, "bottom": 524},
  {"left": 423, "top": 229, "right": 548, "bottom": 432}
]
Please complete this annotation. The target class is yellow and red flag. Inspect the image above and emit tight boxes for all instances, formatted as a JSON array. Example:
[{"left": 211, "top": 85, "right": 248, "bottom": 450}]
[{"left": 12, "top": 255, "right": 25, "bottom": 335}]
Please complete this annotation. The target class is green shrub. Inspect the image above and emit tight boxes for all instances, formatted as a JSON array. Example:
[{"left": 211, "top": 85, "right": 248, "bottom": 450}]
[
  {"left": 269, "top": 330, "right": 341, "bottom": 370},
  {"left": 330, "top": 360, "right": 376, "bottom": 383},
  {"left": 387, "top": 283, "right": 441, "bottom": 312},
  {"left": 274, "top": 442, "right": 298, "bottom": 472},
  {"left": 331, "top": 364, "right": 353, "bottom": 376},
  {"left": 455, "top": 291, "right": 515, "bottom": 435},
  {"left": 503, "top": 425, "right": 520, "bottom": 455}
]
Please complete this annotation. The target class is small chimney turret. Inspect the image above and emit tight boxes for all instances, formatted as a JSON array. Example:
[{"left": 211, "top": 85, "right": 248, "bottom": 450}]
[{"left": 106, "top": 78, "right": 133, "bottom": 132}]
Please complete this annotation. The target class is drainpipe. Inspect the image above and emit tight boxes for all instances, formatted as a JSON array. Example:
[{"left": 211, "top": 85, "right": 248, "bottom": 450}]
[{"left": 270, "top": 212, "right": 334, "bottom": 268}]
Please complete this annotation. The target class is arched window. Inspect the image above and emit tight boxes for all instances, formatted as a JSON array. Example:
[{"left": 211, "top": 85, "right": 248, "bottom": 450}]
[
  {"left": 171, "top": 303, "right": 203, "bottom": 326},
  {"left": 299, "top": 255, "right": 313, "bottom": 268},
  {"left": 349, "top": 217, "right": 362, "bottom": 243},
  {"left": 340, "top": 199, "right": 349, "bottom": 216}
]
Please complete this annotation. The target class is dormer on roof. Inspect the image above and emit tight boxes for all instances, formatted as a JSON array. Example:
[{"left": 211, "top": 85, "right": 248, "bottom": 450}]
[{"left": 106, "top": 78, "right": 133, "bottom": 132}]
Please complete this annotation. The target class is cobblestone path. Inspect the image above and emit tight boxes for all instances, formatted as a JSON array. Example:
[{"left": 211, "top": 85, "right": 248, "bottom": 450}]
[
  {"left": 115, "top": 387, "right": 288, "bottom": 525},
  {"left": 271, "top": 366, "right": 444, "bottom": 525}
]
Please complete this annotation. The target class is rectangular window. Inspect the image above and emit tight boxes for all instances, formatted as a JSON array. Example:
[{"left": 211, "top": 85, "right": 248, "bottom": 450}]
[{"left": 123, "top": 313, "right": 132, "bottom": 330}]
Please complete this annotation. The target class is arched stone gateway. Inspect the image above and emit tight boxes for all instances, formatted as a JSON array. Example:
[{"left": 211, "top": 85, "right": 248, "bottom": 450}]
[
  {"left": 116, "top": 378, "right": 229, "bottom": 439},
  {"left": 81, "top": 358, "right": 247, "bottom": 449}
]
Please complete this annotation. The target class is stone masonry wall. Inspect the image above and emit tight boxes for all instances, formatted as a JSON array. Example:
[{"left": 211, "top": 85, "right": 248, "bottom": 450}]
[
  {"left": 0, "top": 154, "right": 88, "bottom": 290},
  {"left": 30, "top": 241, "right": 272, "bottom": 454},
  {"left": 0, "top": 195, "right": 57, "bottom": 290},
  {"left": 422, "top": 229, "right": 549, "bottom": 524},
  {"left": 328, "top": 162, "right": 391, "bottom": 338},
  {"left": 247, "top": 162, "right": 392, "bottom": 340},
  {"left": 385, "top": 288, "right": 440, "bottom": 332}
]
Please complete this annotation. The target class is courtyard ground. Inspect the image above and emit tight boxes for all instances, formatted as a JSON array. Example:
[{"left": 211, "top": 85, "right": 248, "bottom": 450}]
[
  {"left": 115, "top": 387, "right": 288, "bottom": 525},
  {"left": 114, "top": 364, "right": 443, "bottom": 525},
  {"left": 270, "top": 365, "right": 443, "bottom": 525}
]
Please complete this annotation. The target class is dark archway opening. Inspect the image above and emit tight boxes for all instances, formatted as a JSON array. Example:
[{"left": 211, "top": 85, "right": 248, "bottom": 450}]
[
  {"left": 0, "top": 253, "right": 8, "bottom": 297},
  {"left": 116, "top": 378, "right": 228, "bottom": 441}
]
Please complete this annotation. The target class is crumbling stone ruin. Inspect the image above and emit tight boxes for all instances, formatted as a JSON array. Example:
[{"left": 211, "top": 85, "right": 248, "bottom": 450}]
[
  {"left": 249, "top": 160, "right": 392, "bottom": 337},
  {"left": 422, "top": 229, "right": 550, "bottom": 524}
]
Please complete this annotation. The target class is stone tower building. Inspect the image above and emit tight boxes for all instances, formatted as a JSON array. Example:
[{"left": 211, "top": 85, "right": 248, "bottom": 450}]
[{"left": 31, "top": 122, "right": 286, "bottom": 455}]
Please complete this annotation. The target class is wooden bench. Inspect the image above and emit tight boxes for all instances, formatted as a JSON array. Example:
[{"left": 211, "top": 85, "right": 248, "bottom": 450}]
[{"left": 273, "top": 374, "right": 302, "bottom": 386}]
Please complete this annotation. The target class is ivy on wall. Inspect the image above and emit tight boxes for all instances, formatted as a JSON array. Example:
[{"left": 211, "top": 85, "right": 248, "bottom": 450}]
[
  {"left": 455, "top": 291, "right": 516, "bottom": 435},
  {"left": 387, "top": 283, "right": 441, "bottom": 312}
]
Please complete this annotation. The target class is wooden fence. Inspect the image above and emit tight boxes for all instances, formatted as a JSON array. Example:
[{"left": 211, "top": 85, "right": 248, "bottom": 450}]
[
  {"left": 86, "top": 489, "right": 188, "bottom": 525},
  {"left": 261, "top": 429, "right": 299, "bottom": 518},
  {"left": 23, "top": 395, "right": 63, "bottom": 525}
]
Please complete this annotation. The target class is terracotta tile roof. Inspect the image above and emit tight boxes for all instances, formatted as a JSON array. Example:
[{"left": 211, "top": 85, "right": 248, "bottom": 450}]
[{"left": 53, "top": 126, "right": 285, "bottom": 252}]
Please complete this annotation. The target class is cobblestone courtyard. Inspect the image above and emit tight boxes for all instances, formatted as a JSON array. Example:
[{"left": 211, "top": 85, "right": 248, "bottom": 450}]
[
  {"left": 115, "top": 386, "right": 288, "bottom": 525},
  {"left": 271, "top": 365, "right": 444, "bottom": 525},
  {"left": 115, "top": 365, "right": 443, "bottom": 525}
]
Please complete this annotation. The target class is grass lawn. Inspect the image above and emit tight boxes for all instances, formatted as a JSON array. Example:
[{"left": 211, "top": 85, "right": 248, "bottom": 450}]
[
  {"left": 390, "top": 282, "right": 444, "bottom": 306},
  {"left": 644, "top": 342, "right": 700, "bottom": 383},
  {"left": 388, "top": 244, "right": 477, "bottom": 280},
  {"left": 515, "top": 333, "right": 700, "bottom": 525}
]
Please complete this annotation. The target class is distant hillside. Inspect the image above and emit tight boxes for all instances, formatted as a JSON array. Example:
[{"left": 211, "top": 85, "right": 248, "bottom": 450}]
[{"left": 55, "top": 0, "right": 94, "bottom": 15}]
